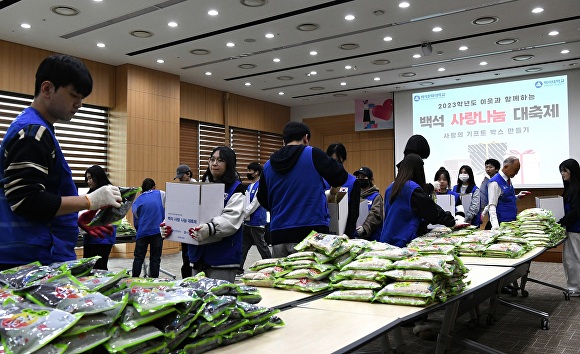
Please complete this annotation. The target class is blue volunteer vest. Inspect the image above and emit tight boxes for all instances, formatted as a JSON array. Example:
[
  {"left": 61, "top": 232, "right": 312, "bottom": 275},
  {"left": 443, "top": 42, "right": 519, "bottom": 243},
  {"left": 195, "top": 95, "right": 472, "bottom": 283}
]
[
  {"left": 188, "top": 181, "right": 243, "bottom": 266},
  {"left": 489, "top": 174, "right": 517, "bottom": 222},
  {"left": 380, "top": 181, "right": 422, "bottom": 247},
  {"left": 265, "top": 146, "right": 329, "bottom": 231},
  {"left": 0, "top": 107, "right": 78, "bottom": 265},
  {"left": 363, "top": 191, "right": 382, "bottom": 241},
  {"left": 132, "top": 189, "right": 165, "bottom": 239},
  {"left": 245, "top": 181, "right": 267, "bottom": 227}
]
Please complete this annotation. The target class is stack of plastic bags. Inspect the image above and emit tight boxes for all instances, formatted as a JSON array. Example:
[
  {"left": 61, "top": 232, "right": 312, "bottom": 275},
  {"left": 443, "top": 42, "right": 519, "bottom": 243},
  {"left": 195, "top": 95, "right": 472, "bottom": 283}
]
[
  {"left": 0, "top": 257, "right": 283, "bottom": 354},
  {"left": 515, "top": 208, "right": 566, "bottom": 247}
]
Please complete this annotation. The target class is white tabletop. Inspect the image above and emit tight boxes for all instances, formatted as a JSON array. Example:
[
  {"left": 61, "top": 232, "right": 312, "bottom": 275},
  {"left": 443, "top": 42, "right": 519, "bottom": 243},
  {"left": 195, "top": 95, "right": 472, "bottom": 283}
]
[
  {"left": 256, "top": 287, "right": 326, "bottom": 309},
  {"left": 206, "top": 307, "right": 400, "bottom": 354},
  {"left": 460, "top": 247, "right": 546, "bottom": 266}
]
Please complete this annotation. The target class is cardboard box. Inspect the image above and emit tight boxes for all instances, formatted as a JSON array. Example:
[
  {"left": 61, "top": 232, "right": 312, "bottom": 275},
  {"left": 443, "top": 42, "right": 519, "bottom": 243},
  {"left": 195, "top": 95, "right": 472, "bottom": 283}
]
[
  {"left": 328, "top": 192, "right": 348, "bottom": 235},
  {"left": 436, "top": 194, "right": 456, "bottom": 215},
  {"left": 164, "top": 182, "right": 224, "bottom": 245},
  {"left": 535, "top": 196, "right": 564, "bottom": 221},
  {"left": 355, "top": 200, "right": 370, "bottom": 228}
]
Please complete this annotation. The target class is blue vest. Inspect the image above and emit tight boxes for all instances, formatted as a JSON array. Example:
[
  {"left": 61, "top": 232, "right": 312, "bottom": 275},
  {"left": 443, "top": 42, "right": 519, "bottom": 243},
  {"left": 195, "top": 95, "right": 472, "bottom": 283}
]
[
  {"left": 132, "top": 189, "right": 165, "bottom": 239},
  {"left": 363, "top": 191, "right": 382, "bottom": 241},
  {"left": 0, "top": 107, "right": 78, "bottom": 265},
  {"left": 264, "top": 146, "right": 329, "bottom": 231},
  {"left": 564, "top": 196, "right": 580, "bottom": 233},
  {"left": 324, "top": 174, "right": 357, "bottom": 202},
  {"left": 452, "top": 185, "right": 481, "bottom": 227},
  {"left": 490, "top": 174, "right": 517, "bottom": 222},
  {"left": 188, "top": 181, "right": 243, "bottom": 266},
  {"left": 245, "top": 181, "right": 267, "bottom": 227},
  {"left": 380, "top": 181, "right": 422, "bottom": 247}
]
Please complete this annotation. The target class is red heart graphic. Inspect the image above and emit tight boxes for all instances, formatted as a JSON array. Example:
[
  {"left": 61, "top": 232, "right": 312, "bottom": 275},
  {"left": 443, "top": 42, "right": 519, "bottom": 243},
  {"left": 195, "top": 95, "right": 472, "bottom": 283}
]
[{"left": 371, "top": 99, "right": 393, "bottom": 120}]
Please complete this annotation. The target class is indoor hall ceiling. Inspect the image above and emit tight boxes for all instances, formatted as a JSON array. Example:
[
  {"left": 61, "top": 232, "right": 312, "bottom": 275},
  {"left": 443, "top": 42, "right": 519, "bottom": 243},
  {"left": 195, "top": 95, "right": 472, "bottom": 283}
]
[{"left": 0, "top": 0, "right": 579, "bottom": 107}]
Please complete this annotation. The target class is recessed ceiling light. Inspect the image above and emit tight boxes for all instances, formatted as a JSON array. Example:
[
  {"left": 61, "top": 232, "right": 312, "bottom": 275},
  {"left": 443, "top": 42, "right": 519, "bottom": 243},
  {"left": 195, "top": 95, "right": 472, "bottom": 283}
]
[
  {"left": 438, "top": 68, "right": 445, "bottom": 72},
  {"left": 383, "top": 36, "right": 393, "bottom": 42},
  {"left": 561, "top": 49, "right": 570, "bottom": 54},
  {"left": 459, "top": 46, "right": 468, "bottom": 51},
  {"left": 512, "top": 54, "right": 534, "bottom": 61},
  {"left": 130, "top": 30, "right": 154, "bottom": 38},
  {"left": 526, "top": 67, "right": 543, "bottom": 72},
  {"left": 340, "top": 82, "right": 346, "bottom": 86},
  {"left": 238, "top": 64, "right": 257, "bottom": 69},
  {"left": 372, "top": 59, "right": 390, "bottom": 65},
  {"left": 308, "top": 71, "right": 317, "bottom": 76},
  {"left": 208, "top": 10, "right": 218, "bottom": 16},
  {"left": 97, "top": 43, "right": 105, "bottom": 48},
  {"left": 265, "top": 33, "right": 274, "bottom": 38},
  {"left": 168, "top": 22, "right": 178, "bottom": 27},
  {"left": 310, "top": 51, "right": 318, "bottom": 56},
  {"left": 432, "top": 27, "right": 442, "bottom": 32},
  {"left": 51, "top": 6, "right": 79, "bottom": 16},
  {"left": 532, "top": 7, "right": 544, "bottom": 13},
  {"left": 374, "top": 77, "right": 380, "bottom": 81},
  {"left": 277, "top": 76, "right": 293, "bottom": 80},
  {"left": 205, "top": 72, "right": 212, "bottom": 76},
  {"left": 413, "top": 54, "right": 421, "bottom": 58},
  {"left": 345, "top": 65, "right": 352, "bottom": 70},
  {"left": 420, "top": 82, "right": 434, "bottom": 86},
  {"left": 400, "top": 72, "right": 416, "bottom": 77},
  {"left": 20, "top": 23, "right": 31, "bottom": 29},
  {"left": 339, "top": 43, "right": 359, "bottom": 50},
  {"left": 93, "top": 0, "right": 103, "bottom": 2},
  {"left": 226, "top": 42, "right": 235, "bottom": 47},
  {"left": 496, "top": 38, "right": 517, "bottom": 45},
  {"left": 345, "top": 14, "right": 355, "bottom": 21},
  {"left": 157, "top": 59, "right": 164, "bottom": 64},
  {"left": 399, "top": 2, "right": 410, "bottom": 8},
  {"left": 273, "top": 58, "right": 280, "bottom": 62},
  {"left": 549, "top": 31, "right": 559, "bottom": 36},
  {"left": 310, "top": 87, "right": 325, "bottom": 91},
  {"left": 245, "top": 82, "right": 251, "bottom": 86},
  {"left": 297, "top": 23, "right": 319, "bottom": 31},
  {"left": 244, "top": 38, "right": 256, "bottom": 43},
  {"left": 190, "top": 49, "right": 210, "bottom": 55},
  {"left": 241, "top": 0, "right": 268, "bottom": 7},
  {"left": 473, "top": 17, "right": 498, "bottom": 25},
  {"left": 278, "top": 92, "right": 284, "bottom": 95},
  {"left": 480, "top": 61, "right": 488, "bottom": 66}
]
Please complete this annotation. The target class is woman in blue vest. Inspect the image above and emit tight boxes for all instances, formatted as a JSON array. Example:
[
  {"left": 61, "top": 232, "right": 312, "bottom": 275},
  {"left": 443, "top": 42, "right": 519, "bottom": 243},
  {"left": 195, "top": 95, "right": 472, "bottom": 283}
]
[
  {"left": 186, "top": 146, "right": 246, "bottom": 283},
  {"left": 131, "top": 178, "right": 165, "bottom": 278},
  {"left": 558, "top": 158, "right": 580, "bottom": 296},
  {"left": 325, "top": 143, "right": 361, "bottom": 237},
  {"left": 381, "top": 154, "right": 456, "bottom": 247},
  {"left": 434, "top": 167, "right": 465, "bottom": 218},
  {"left": 452, "top": 165, "right": 481, "bottom": 226},
  {"left": 353, "top": 167, "right": 383, "bottom": 241},
  {"left": 78, "top": 165, "right": 116, "bottom": 270}
]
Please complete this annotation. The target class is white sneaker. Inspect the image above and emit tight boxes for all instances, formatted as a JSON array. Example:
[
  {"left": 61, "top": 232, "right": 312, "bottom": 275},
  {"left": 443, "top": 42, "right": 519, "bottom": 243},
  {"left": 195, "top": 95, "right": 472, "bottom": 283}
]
[{"left": 567, "top": 290, "right": 580, "bottom": 297}]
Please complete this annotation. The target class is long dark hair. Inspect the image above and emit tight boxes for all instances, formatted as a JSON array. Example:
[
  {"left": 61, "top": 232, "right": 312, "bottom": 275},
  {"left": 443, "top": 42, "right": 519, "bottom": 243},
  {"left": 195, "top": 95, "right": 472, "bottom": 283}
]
[
  {"left": 456, "top": 165, "right": 476, "bottom": 193},
  {"left": 560, "top": 159, "right": 580, "bottom": 200},
  {"left": 202, "top": 146, "right": 240, "bottom": 185},
  {"left": 85, "top": 165, "right": 112, "bottom": 193},
  {"left": 434, "top": 167, "right": 451, "bottom": 192},
  {"left": 390, "top": 153, "right": 426, "bottom": 203}
]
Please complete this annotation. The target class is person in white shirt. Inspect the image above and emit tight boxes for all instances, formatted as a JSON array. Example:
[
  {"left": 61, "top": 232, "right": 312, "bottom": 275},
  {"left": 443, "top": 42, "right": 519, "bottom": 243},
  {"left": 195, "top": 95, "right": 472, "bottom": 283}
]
[{"left": 486, "top": 156, "right": 530, "bottom": 229}]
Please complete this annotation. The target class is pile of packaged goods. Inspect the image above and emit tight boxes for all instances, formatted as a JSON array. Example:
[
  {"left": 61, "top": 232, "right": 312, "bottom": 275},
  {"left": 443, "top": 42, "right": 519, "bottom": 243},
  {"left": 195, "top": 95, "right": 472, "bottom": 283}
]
[
  {"left": 116, "top": 217, "right": 137, "bottom": 236},
  {"left": 0, "top": 258, "right": 283, "bottom": 354},
  {"left": 241, "top": 231, "right": 470, "bottom": 306}
]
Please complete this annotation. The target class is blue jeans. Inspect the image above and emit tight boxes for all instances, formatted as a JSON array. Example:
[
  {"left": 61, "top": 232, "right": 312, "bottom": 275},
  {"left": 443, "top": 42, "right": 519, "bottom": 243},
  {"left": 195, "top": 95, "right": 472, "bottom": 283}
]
[{"left": 132, "top": 234, "right": 163, "bottom": 278}]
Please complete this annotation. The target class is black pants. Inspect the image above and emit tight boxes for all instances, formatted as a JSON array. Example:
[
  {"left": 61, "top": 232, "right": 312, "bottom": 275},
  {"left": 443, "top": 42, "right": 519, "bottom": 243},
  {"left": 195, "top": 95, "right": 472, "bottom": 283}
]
[
  {"left": 132, "top": 234, "right": 163, "bottom": 278},
  {"left": 181, "top": 243, "right": 192, "bottom": 278},
  {"left": 83, "top": 243, "right": 114, "bottom": 270},
  {"left": 241, "top": 225, "right": 272, "bottom": 269}
]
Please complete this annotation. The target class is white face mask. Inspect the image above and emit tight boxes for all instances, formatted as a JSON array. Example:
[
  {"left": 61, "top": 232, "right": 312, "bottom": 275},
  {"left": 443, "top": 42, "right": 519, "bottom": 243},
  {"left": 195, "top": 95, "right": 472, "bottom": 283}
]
[{"left": 458, "top": 173, "right": 469, "bottom": 182}]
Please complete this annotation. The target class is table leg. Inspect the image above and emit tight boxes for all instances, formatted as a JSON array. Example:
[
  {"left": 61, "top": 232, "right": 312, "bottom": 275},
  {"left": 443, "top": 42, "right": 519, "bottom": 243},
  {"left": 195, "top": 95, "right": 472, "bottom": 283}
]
[{"left": 435, "top": 301, "right": 459, "bottom": 354}]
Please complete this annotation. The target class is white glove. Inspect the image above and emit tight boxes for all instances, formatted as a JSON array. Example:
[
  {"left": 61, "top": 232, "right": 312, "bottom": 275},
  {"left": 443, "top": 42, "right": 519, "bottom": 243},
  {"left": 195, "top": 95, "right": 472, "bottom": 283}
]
[
  {"left": 432, "top": 181, "right": 441, "bottom": 191},
  {"left": 160, "top": 222, "right": 172, "bottom": 239},
  {"left": 491, "top": 224, "right": 500, "bottom": 231},
  {"left": 356, "top": 226, "right": 365, "bottom": 236},
  {"left": 481, "top": 205, "right": 489, "bottom": 218},
  {"left": 517, "top": 191, "right": 531, "bottom": 198},
  {"left": 189, "top": 224, "right": 210, "bottom": 242},
  {"left": 86, "top": 185, "right": 122, "bottom": 210},
  {"left": 454, "top": 215, "right": 466, "bottom": 226}
]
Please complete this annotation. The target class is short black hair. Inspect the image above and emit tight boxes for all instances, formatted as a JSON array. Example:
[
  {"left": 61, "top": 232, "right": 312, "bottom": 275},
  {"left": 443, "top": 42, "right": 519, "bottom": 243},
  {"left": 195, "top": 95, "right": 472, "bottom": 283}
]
[
  {"left": 485, "top": 158, "right": 501, "bottom": 170},
  {"left": 326, "top": 143, "right": 347, "bottom": 162},
  {"left": 282, "top": 122, "right": 310, "bottom": 144},
  {"left": 247, "top": 162, "right": 262, "bottom": 174},
  {"left": 141, "top": 178, "right": 156, "bottom": 192},
  {"left": 434, "top": 166, "right": 451, "bottom": 184},
  {"left": 34, "top": 54, "right": 93, "bottom": 98}
]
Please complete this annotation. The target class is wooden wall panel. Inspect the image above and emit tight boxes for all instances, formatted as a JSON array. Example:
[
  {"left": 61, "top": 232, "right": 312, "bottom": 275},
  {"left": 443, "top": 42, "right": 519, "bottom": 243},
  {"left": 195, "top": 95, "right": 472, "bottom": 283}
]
[
  {"left": 179, "top": 83, "right": 224, "bottom": 124},
  {"left": 0, "top": 40, "right": 115, "bottom": 108},
  {"left": 227, "top": 93, "right": 289, "bottom": 134}
]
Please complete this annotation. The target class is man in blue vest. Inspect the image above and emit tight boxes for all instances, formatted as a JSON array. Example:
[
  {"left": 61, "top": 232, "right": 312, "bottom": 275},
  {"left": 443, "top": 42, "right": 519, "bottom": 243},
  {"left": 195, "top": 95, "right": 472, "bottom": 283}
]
[
  {"left": 239, "top": 162, "right": 271, "bottom": 273},
  {"left": 0, "top": 54, "right": 121, "bottom": 270},
  {"left": 257, "top": 122, "right": 348, "bottom": 258},
  {"left": 487, "top": 156, "right": 530, "bottom": 229}
]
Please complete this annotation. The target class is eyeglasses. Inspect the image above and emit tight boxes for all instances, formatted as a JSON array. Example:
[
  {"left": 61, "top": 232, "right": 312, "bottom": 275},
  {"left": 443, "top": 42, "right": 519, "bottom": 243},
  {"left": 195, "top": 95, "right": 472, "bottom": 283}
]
[{"left": 208, "top": 157, "right": 226, "bottom": 164}]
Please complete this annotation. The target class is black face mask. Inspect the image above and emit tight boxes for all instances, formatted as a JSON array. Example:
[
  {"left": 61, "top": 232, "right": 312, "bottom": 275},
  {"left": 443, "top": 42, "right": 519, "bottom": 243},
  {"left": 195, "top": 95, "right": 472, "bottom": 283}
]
[
  {"left": 358, "top": 179, "right": 370, "bottom": 188},
  {"left": 246, "top": 173, "right": 255, "bottom": 180}
]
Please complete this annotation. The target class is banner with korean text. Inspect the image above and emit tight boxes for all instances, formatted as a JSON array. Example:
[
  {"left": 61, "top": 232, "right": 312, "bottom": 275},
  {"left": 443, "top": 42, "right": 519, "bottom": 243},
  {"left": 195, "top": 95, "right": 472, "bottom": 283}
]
[{"left": 412, "top": 75, "right": 568, "bottom": 188}]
